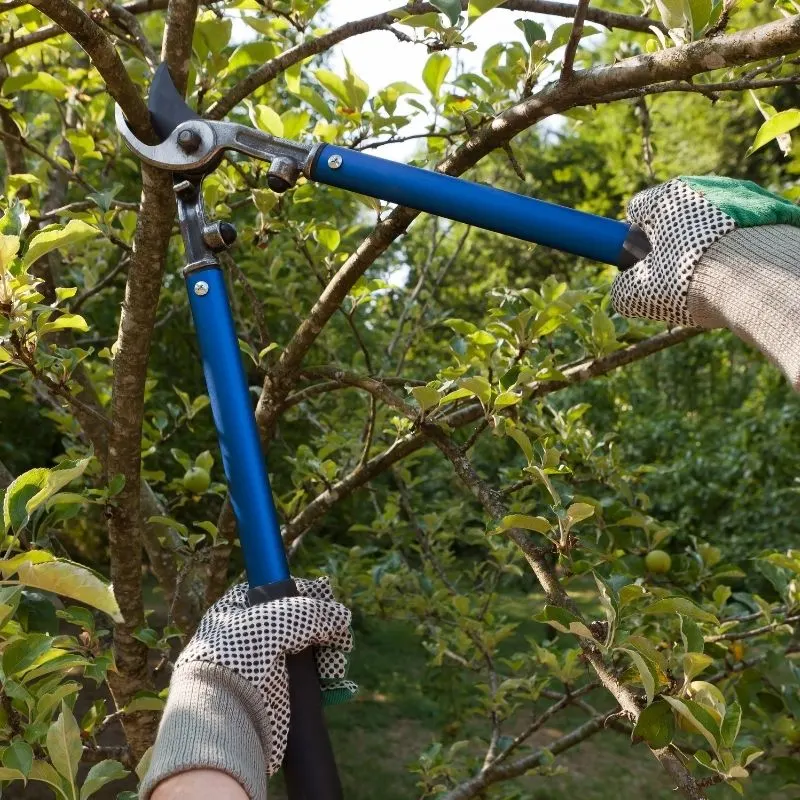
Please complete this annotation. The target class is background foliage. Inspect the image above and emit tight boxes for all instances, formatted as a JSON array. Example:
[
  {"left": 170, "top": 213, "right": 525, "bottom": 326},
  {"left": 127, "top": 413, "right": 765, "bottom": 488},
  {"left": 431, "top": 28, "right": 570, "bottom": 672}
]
[{"left": 0, "top": 0, "right": 799, "bottom": 798}]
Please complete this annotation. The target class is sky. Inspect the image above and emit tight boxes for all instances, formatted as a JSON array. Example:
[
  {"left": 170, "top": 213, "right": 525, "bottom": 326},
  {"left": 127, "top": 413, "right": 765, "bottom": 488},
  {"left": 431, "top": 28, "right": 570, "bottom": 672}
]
[{"left": 322, "top": 0, "right": 576, "bottom": 160}]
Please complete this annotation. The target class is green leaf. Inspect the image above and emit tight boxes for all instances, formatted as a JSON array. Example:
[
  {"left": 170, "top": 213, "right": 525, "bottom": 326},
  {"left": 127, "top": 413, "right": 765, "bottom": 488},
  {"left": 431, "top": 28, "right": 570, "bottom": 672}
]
[
  {"left": 654, "top": 0, "right": 689, "bottom": 30},
  {"left": 507, "top": 428, "right": 533, "bottom": 462},
  {"left": 37, "top": 313, "right": 90, "bottom": 336},
  {"left": 249, "top": 104, "right": 284, "bottom": 137},
  {"left": 22, "top": 220, "right": 99, "bottom": 270},
  {"left": 430, "top": 0, "right": 461, "bottom": 25},
  {"left": 411, "top": 386, "right": 441, "bottom": 411},
  {"left": 315, "top": 69, "right": 352, "bottom": 107},
  {"left": 35, "top": 681, "right": 82, "bottom": 721},
  {"left": 46, "top": 703, "right": 82, "bottom": 782},
  {"left": 493, "top": 391, "right": 522, "bottom": 410},
  {"left": 135, "top": 747, "right": 153, "bottom": 781},
  {"left": 566, "top": 502, "right": 594, "bottom": 526},
  {"left": 2, "top": 459, "right": 90, "bottom": 533},
  {"left": 641, "top": 597, "right": 718, "bottom": 624},
  {"left": 618, "top": 647, "right": 658, "bottom": 705},
  {"left": 747, "top": 109, "right": 800, "bottom": 156},
  {"left": 314, "top": 227, "right": 341, "bottom": 252},
  {"left": 460, "top": 376, "right": 491, "bottom": 405},
  {"left": 79, "top": 760, "right": 129, "bottom": 800},
  {"left": 536, "top": 605, "right": 597, "bottom": 641},
  {"left": 499, "top": 514, "right": 552, "bottom": 533},
  {"left": 688, "top": 0, "right": 712, "bottom": 33},
  {"left": 679, "top": 615, "right": 704, "bottom": 653},
  {"left": 721, "top": 700, "right": 742, "bottom": 748},
  {"left": 662, "top": 695, "right": 721, "bottom": 752},
  {"left": 2, "top": 72, "right": 67, "bottom": 99},
  {"left": 515, "top": 18, "right": 546, "bottom": 46},
  {"left": 15, "top": 559, "right": 123, "bottom": 622},
  {"left": 3, "top": 740, "right": 33, "bottom": 777},
  {"left": 0, "top": 766, "right": 26, "bottom": 781},
  {"left": 195, "top": 451, "right": 214, "bottom": 472},
  {"left": 423, "top": 53, "right": 452, "bottom": 100},
  {"left": 467, "top": 0, "right": 504, "bottom": 22},
  {"left": 30, "top": 760, "right": 70, "bottom": 800},
  {"left": 682, "top": 652, "right": 713, "bottom": 682},
  {"left": 124, "top": 693, "right": 166, "bottom": 713},
  {"left": 591, "top": 309, "right": 617, "bottom": 352},
  {"left": 2, "top": 634, "right": 54, "bottom": 676},
  {"left": 632, "top": 700, "right": 675, "bottom": 748},
  {"left": 439, "top": 387, "right": 473, "bottom": 405}
]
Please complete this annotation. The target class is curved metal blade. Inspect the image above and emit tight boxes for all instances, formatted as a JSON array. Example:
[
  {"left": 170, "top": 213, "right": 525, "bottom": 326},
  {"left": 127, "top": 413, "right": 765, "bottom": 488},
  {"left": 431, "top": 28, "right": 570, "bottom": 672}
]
[{"left": 148, "top": 63, "right": 201, "bottom": 142}]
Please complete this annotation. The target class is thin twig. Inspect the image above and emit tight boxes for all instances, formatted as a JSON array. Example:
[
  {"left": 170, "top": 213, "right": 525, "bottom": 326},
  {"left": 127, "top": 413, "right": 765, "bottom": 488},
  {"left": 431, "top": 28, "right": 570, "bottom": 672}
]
[{"left": 561, "top": 0, "right": 591, "bottom": 80}]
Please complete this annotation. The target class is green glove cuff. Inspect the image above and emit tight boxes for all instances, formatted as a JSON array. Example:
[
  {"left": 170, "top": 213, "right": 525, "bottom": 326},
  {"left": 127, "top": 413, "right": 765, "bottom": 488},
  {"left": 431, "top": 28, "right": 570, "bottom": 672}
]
[{"left": 679, "top": 175, "right": 800, "bottom": 228}]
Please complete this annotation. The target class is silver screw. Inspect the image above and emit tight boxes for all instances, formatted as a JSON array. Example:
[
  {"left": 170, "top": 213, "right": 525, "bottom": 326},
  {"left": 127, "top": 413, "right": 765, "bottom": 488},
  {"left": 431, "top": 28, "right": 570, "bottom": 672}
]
[
  {"left": 194, "top": 281, "right": 209, "bottom": 296},
  {"left": 327, "top": 154, "right": 343, "bottom": 169}
]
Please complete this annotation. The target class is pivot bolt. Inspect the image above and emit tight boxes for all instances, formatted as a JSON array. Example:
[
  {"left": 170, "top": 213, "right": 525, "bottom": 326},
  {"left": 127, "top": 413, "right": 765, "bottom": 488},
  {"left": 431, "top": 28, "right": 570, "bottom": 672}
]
[
  {"left": 194, "top": 281, "right": 209, "bottom": 296},
  {"left": 327, "top": 154, "right": 343, "bottom": 169},
  {"left": 177, "top": 129, "right": 202, "bottom": 154}
]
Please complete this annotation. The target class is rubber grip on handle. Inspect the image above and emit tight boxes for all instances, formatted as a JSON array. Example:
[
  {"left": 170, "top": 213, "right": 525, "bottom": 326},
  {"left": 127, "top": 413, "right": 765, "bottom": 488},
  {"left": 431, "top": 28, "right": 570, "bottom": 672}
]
[
  {"left": 249, "top": 579, "right": 343, "bottom": 800},
  {"left": 617, "top": 222, "right": 651, "bottom": 270}
]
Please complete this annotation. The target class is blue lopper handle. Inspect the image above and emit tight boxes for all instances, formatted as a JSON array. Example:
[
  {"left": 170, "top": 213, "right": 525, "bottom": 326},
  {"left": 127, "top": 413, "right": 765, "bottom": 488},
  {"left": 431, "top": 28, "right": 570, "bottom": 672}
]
[{"left": 310, "top": 144, "right": 649, "bottom": 269}]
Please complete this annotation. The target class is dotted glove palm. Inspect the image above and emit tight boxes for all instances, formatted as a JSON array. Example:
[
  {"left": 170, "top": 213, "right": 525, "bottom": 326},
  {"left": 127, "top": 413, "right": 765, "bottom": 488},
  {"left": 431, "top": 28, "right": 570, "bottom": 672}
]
[
  {"left": 141, "top": 577, "right": 356, "bottom": 800},
  {"left": 612, "top": 176, "right": 800, "bottom": 388}
]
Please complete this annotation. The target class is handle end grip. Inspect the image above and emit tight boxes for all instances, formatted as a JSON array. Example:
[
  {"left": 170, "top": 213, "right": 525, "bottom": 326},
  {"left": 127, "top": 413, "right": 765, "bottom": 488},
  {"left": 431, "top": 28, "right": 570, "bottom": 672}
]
[
  {"left": 617, "top": 223, "right": 651, "bottom": 270},
  {"left": 249, "top": 580, "right": 343, "bottom": 800}
]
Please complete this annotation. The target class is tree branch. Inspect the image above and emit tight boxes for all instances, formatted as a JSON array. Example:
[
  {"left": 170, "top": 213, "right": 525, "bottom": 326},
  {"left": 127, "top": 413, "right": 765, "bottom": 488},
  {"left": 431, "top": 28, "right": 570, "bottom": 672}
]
[
  {"left": 26, "top": 0, "right": 151, "bottom": 137},
  {"left": 441, "top": 713, "right": 610, "bottom": 800},
  {"left": 560, "top": 0, "right": 591, "bottom": 80},
  {"left": 281, "top": 327, "right": 700, "bottom": 544},
  {"left": 208, "top": 1, "right": 661, "bottom": 119}
]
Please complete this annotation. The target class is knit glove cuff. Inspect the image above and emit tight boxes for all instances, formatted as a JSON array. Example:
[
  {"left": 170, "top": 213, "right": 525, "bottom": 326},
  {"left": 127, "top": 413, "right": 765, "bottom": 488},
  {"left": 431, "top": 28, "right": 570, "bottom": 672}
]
[{"left": 139, "top": 662, "right": 270, "bottom": 800}]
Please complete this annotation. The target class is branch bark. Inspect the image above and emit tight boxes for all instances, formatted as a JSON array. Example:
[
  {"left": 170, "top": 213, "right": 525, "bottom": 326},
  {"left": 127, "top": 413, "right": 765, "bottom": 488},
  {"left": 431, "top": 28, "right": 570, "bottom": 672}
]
[{"left": 104, "top": 163, "right": 174, "bottom": 758}]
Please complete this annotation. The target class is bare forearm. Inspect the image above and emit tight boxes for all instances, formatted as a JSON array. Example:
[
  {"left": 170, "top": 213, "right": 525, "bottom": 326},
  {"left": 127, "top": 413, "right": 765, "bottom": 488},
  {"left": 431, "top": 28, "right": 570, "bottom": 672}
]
[{"left": 150, "top": 769, "right": 249, "bottom": 800}]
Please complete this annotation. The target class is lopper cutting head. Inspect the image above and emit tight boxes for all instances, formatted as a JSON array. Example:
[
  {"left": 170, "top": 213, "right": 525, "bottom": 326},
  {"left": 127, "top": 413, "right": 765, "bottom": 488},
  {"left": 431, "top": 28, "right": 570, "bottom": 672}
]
[{"left": 116, "top": 65, "right": 315, "bottom": 188}]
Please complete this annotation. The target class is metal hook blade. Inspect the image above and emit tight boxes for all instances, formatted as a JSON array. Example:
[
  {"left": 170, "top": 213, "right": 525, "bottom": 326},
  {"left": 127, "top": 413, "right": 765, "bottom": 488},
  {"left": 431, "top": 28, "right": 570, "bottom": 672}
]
[{"left": 148, "top": 63, "right": 201, "bottom": 142}]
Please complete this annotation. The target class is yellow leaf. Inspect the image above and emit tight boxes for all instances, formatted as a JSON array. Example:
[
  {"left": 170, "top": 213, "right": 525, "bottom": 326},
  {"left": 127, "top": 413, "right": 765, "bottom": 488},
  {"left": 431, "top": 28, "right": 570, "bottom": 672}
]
[
  {"left": 0, "top": 234, "right": 20, "bottom": 270},
  {"left": 16, "top": 559, "right": 123, "bottom": 622}
]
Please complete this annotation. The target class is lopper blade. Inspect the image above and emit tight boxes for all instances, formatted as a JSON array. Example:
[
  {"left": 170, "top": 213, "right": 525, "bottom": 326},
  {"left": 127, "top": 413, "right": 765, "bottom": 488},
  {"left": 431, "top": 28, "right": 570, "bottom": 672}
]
[{"left": 148, "top": 63, "right": 201, "bottom": 142}]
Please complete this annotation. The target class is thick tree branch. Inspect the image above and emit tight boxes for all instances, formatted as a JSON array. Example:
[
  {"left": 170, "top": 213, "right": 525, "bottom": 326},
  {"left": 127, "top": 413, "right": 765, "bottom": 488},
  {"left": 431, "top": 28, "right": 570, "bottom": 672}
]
[
  {"left": 160, "top": 0, "right": 196, "bottom": 94},
  {"left": 105, "top": 163, "right": 174, "bottom": 758}
]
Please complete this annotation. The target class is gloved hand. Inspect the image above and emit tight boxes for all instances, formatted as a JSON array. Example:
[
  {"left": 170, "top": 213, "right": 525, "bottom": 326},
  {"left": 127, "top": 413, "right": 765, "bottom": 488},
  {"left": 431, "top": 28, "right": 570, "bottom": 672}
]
[
  {"left": 140, "top": 576, "right": 356, "bottom": 800},
  {"left": 612, "top": 175, "right": 800, "bottom": 389}
]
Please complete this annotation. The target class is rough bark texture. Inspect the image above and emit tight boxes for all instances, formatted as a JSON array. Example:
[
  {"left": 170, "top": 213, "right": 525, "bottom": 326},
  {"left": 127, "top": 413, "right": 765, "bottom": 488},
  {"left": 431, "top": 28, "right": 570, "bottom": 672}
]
[{"left": 105, "top": 162, "right": 175, "bottom": 758}]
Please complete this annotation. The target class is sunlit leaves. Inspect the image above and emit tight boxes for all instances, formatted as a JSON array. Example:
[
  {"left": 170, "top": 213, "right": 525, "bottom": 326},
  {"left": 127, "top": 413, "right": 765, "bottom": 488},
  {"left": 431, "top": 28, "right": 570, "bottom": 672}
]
[
  {"left": 747, "top": 109, "right": 800, "bottom": 156},
  {"left": 423, "top": 53, "right": 452, "bottom": 100},
  {"left": 3, "top": 458, "right": 90, "bottom": 533},
  {"left": 21, "top": 220, "right": 99, "bottom": 270},
  {"left": 248, "top": 104, "right": 284, "bottom": 137}
]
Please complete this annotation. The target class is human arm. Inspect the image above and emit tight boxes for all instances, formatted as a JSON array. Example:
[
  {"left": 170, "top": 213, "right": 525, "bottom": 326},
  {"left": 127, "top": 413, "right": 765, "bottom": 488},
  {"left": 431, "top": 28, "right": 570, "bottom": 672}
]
[
  {"left": 612, "top": 176, "right": 800, "bottom": 389},
  {"left": 139, "top": 578, "right": 356, "bottom": 800}
]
